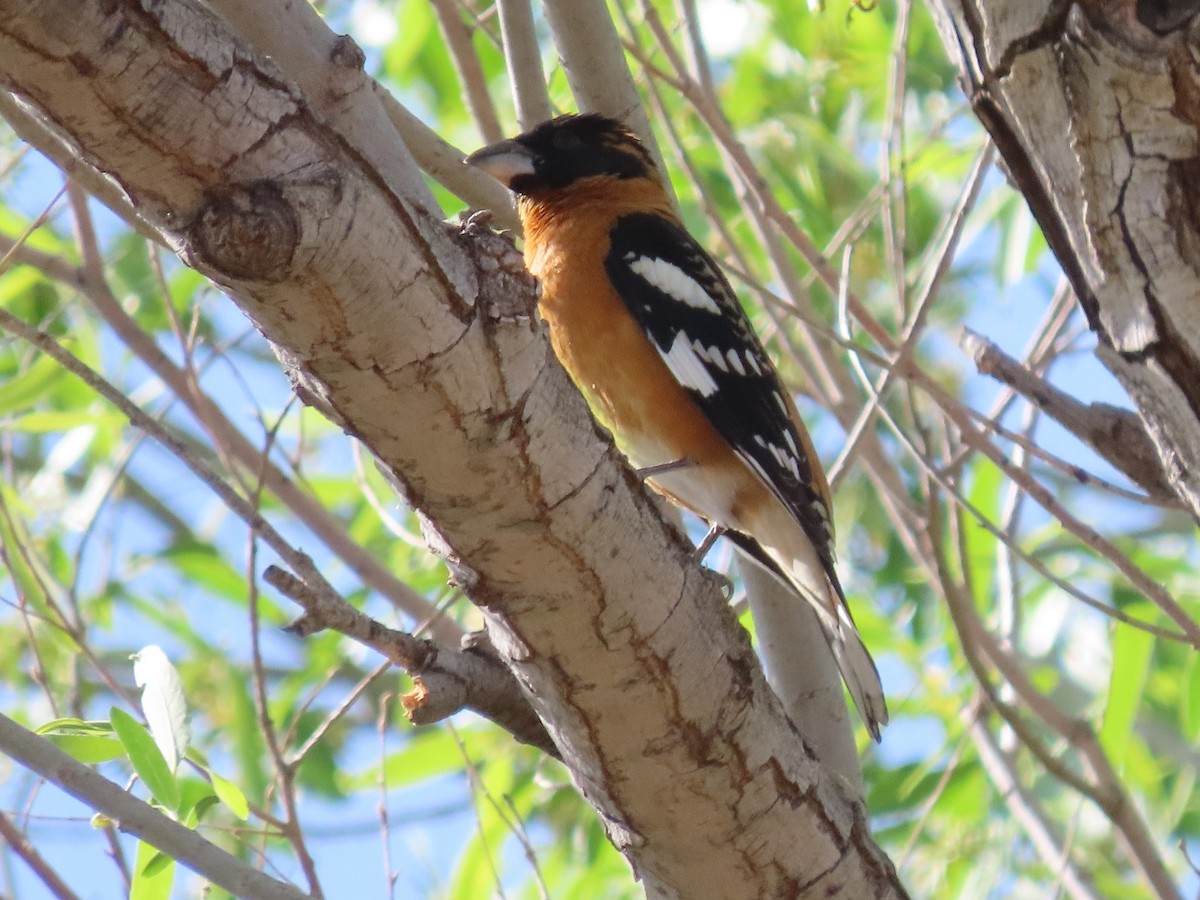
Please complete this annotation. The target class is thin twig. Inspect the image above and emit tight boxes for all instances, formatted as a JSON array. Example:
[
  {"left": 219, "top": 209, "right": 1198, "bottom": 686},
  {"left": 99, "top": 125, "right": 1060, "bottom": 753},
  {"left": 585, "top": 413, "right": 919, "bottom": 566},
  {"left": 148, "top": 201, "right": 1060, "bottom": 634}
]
[
  {"left": 431, "top": 0, "right": 504, "bottom": 144},
  {"left": 963, "top": 329, "right": 1174, "bottom": 500},
  {"left": 245, "top": 413, "right": 325, "bottom": 899},
  {"left": 286, "top": 661, "right": 393, "bottom": 767},
  {"left": 0, "top": 811, "right": 79, "bottom": 900},
  {"left": 0, "top": 714, "right": 309, "bottom": 900},
  {"left": 447, "top": 722, "right": 508, "bottom": 900},
  {"left": 836, "top": 309, "right": 1189, "bottom": 643},
  {"left": 377, "top": 692, "right": 399, "bottom": 900},
  {"left": 898, "top": 709, "right": 974, "bottom": 865},
  {"left": 500, "top": 794, "right": 551, "bottom": 900},
  {"left": 28, "top": 218, "right": 455, "bottom": 640},
  {"left": 828, "top": 142, "right": 994, "bottom": 487},
  {"left": 929, "top": 498, "right": 1182, "bottom": 899},
  {"left": 881, "top": 0, "right": 912, "bottom": 323},
  {"left": 968, "top": 719, "right": 1100, "bottom": 900}
]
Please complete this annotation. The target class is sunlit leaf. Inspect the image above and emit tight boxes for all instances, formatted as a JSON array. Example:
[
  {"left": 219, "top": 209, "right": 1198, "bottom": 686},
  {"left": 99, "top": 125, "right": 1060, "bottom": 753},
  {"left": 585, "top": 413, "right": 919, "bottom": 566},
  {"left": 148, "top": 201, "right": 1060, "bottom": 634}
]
[
  {"left": 210, "top": 770, "right": 250, "bottom": 821},
  {"left": 110, "top": 706, "right": 181, "bottom": 813},
  {"left": 130, "top": 840, "right": 174, "bottom": 900},
  {"left": 133, "top": 644, "right": 190, "bottom": 774},
  {"left": 47, "top": 733, "right": 126, "bottom": 764},
  {"left": 1101, "top": 608, "right": 1155, "bottom": 771}
]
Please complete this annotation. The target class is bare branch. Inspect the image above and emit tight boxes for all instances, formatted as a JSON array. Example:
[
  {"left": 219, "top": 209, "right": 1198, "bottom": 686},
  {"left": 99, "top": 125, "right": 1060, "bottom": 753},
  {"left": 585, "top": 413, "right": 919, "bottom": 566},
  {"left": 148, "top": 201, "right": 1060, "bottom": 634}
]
[
  {"left": 968, "top": 720, "right": 1101, "bottom": 900},
  {"left": 265, "top": 566, "right": 558, "bottom": 757},
  {"left": 931, "top": 505, "right": 1182, "bottom": 900},
  {"left": 377, "top": 90, "right": 520, "bottom": 228},
  {"left": 541, "top": 0, "right": 669, "bottom": 179},
  {"left": 0, "top": 91, "right": 159, "bottom": 243},
  {"left": 962, "top": 328, "right": 1175, "bottom": 500},
  {"left": 0, "top": 297, "right": 551, "bottom": 757},
  {"left": 927, "top": 0, "right": 1200, "bottom": 520},
  {"left": 61, "top": 194, "right": 456, "bottom": 641},
  {"left": 0, "top": 3, "right": 909, "bottom": 892},
  {"left": 430, "top": 0, "right": 504, "bottom": 143},
  {"left": 205, "top": 0, "right": 438, "bottom": 211},
  {"left": 0, "top": 714, "right": 310, "bottom": 900},
  {"left": 497, "top": 0, "right": 552, "bottom": 128},
  {"left": 0, "top": 811, "right": 79, "bottom": 900}
]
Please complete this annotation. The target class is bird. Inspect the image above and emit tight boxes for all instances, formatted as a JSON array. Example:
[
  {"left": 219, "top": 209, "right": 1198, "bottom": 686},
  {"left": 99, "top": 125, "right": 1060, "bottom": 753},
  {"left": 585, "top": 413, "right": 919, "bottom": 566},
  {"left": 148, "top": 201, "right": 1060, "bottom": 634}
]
[{"left": 465, "top": 113, "right": 887, "bottom": 740}]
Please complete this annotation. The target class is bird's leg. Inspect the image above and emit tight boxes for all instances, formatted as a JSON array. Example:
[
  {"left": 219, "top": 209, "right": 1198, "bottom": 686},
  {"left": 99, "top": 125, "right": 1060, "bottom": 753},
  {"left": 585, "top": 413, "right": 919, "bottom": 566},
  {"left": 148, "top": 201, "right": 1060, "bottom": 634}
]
[
  {"left": 693, "top": 524, "right": 733, "bottom": 599},
  {"left": 693, "top": 523, "right": 726, "bottom": 561},
  {"left": 635, "top": 457, "right": 694, "bottom": 480}
]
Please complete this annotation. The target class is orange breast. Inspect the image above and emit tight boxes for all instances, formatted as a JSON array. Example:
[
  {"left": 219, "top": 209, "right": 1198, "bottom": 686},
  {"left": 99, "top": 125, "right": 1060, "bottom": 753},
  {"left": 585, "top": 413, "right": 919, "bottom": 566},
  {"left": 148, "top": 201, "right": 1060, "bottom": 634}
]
[{"left": 520, "top": 185, "right": 768, "bottom": 525}]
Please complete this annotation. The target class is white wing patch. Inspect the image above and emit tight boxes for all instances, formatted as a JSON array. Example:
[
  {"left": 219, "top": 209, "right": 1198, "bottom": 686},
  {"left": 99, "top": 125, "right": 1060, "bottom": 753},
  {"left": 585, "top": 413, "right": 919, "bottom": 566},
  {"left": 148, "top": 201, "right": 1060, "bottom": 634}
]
[
  {"left": 783, "top": 430, "right": 799, "bottom": 457},
  {"left": 726, "top": 348, "right": 746, "bottom": 375},
  {"left": 693, "top": 342, "right": 729, "bottom": 372},
  {"left": 753, "top": 433, "right": 802, "bottom": 480},
  {"left": 658, "top": 333, "right": 720, "bottom": 397},
  {"left": 770, "top": 443, "right": 801, "bottom": 479},
  {"left": 628, "top": 256, "right": 722, "bottom": 314}
]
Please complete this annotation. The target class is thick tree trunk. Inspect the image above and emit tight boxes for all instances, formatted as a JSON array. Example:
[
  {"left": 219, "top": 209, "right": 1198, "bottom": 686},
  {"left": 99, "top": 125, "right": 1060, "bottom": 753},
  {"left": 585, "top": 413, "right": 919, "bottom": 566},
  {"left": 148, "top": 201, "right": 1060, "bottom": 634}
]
[
  {"left": 0, "top": 1, "right": 907, "bottom": 895},
  {"left": 927, "top": 1, "right": 1200, "bottom": 521}
]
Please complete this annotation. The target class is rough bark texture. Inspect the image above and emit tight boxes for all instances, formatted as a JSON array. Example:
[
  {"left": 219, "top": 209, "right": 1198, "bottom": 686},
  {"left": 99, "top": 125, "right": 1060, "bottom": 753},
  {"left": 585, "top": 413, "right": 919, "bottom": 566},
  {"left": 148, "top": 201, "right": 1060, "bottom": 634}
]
[
  {"left": 0, "top": 1, "right": 908, "bottom": 895},
  {"left": 927, "top": 0, "right": 1200, "bottom": 521}
]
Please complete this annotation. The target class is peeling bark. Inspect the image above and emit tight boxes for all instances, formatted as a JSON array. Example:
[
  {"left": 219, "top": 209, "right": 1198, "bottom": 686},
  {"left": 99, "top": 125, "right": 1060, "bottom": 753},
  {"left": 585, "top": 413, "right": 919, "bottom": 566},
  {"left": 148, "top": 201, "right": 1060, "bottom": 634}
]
[
  {"left": 0, "top": 0, "right": 907, "bottom": 895},
  {"left": 927, "top": 0, "right": 1200, "bottom": 522}
]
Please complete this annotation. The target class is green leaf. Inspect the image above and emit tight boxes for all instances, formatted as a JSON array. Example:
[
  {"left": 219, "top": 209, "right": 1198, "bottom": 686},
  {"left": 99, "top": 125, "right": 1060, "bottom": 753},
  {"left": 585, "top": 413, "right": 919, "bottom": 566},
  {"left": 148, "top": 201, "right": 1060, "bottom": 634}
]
[
  {"left": 35, "top": 717, "right": 112, "bottom": 735},
  {"left": 962, "top": 458, "right": 1003, "bottom": 597},
  {"left": 133, "top": 645, "right": 190, "bottom": 774},
  {"left": 1101, "top": 611, "right": 1155, "bottom": 771},
  {"left": 191, "top": 793, "right": 222, "bottom": 826},
  {"left": 140, "top": 849, "right": 174, "bottom": 879},
  {"left": 13, "top": 409, "right": 120, "bottom": 433},
  {"left": 47, "top": 733, "right": 126, "bottom": 764},
  {"left": 0, "top": 354, "right": 64, "bottom": 414},
  {"left": 210, "top": 770, "right": 250, "bottom": 821},
  {"left": 160, "top": 541, "right": 247, "bottom": 605},
  {"left": 110, "top": 707, "right": 181, "bottom": 812},
  {"left": 175, "top": 777, "right": 217, "bottom": 823},
  {"left": 341, "top": 727, "right": 465, "bottom": 791},
  {"left": 1184, "top": 653, "right": 1200, "bottom": 740},
  {"left": 130, "top": 840, "right": 174, "bottom": 900}
]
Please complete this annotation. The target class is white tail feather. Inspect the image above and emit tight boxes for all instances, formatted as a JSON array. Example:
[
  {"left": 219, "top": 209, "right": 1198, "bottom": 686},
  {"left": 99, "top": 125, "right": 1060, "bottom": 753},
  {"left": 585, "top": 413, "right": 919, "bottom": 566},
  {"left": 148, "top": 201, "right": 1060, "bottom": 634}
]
[
  {"left": 827, "top": 605, "right": 888, "bottom": 742},
  {"left": 747, "top": 507, "right": 889, "bottom": 741}
]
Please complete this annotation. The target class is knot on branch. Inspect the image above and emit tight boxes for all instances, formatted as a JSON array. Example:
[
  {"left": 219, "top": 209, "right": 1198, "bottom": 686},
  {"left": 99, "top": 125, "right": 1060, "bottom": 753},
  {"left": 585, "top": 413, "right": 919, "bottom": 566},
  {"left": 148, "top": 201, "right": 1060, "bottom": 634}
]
[
  {"left": 190, "top": 182, "right": 299, "bottom": 282},
  {"left": 329, "top": 34, "right": 366, "bottom": 71},
  {"left": 449, "top": 210, "right": 539, "bottom": 322}
]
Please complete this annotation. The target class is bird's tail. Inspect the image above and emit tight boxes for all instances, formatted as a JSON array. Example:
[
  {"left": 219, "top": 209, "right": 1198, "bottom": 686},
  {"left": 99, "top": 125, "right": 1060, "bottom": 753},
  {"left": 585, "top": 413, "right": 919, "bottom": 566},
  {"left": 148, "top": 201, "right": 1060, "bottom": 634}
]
[
  {"left": 741, "top": 511, "right": 889, "bottom": 741},
  {"left": 821, "top": 603, "right": 888, "bottom": 742}
]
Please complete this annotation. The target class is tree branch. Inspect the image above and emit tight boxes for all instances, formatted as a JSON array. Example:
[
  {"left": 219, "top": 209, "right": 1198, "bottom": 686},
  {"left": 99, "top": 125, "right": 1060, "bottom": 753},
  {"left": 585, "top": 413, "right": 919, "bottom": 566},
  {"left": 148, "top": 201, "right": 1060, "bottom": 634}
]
[
  {"left": 0, "top": 2, "right": 907, "bottom": 893},
  {"left": 0, "top": 714, "right": 309, "bottom": 900},
  {"left": 926, "top": 0, "right": 1200, "bottom": 522},
  {"left": 962, "top": 328, "right": 1174, "bottom": 500},
  {"left": 497, "top": 0, "right": 552, "bottom": 129},
  {"left": 266, "top": 565, "right": 558, "bottom": 757}
]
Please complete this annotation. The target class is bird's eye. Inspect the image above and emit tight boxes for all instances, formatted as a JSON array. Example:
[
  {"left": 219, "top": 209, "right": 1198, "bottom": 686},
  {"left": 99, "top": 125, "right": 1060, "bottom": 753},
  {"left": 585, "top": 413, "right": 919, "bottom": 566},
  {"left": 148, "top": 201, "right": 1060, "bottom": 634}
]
[{"left": 552, "top": 130, "right": 581, "bottom": 151}]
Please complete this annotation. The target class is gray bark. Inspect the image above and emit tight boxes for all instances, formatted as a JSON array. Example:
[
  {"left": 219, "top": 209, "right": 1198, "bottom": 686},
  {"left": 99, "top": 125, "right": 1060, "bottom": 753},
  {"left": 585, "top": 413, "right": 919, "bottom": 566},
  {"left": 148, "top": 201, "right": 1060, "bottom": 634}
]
[
  {"left": 928, "top": 1, "right": 1200, "bottom": 522},
  {"left": 0, "top": 1, "right": 907, "bottom": 895}
]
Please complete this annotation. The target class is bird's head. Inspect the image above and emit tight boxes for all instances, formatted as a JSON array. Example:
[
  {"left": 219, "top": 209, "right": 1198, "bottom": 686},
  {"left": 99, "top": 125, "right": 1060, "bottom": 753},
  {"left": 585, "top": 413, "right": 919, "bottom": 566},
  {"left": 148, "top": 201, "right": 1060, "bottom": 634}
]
[{"left": 465, "top": 113, "right": 657, "bottom": 198}]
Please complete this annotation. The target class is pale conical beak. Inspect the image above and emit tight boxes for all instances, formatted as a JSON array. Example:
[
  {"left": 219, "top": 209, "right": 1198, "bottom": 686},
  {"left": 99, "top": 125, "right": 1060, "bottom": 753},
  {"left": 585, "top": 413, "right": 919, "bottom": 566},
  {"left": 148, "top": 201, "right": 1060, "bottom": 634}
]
[{"left": 464, "top": 140, "right": 537, "bottom": 188}]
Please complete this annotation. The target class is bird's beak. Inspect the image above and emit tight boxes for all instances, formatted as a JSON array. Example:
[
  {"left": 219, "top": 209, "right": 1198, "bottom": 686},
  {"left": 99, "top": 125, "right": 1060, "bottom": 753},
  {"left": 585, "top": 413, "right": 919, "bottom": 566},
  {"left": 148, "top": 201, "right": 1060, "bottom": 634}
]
[{"left": 464, "top": 140, "right": 536, "bottom": 188}]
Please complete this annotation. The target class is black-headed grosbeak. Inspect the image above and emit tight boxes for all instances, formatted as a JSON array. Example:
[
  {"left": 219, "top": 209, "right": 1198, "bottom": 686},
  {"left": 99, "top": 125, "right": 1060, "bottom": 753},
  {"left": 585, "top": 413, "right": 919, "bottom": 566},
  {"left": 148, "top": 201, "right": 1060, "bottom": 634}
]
[{"left": 466, "top": 113, "right": 887, "bottom": 740}]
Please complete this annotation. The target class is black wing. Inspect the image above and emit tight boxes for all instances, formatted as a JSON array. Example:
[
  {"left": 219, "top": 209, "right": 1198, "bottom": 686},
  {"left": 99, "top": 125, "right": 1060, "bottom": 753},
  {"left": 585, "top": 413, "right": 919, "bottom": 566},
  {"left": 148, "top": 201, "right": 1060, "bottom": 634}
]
[{"left": 604, "top": 212, "right": 837, "bottom": 576}]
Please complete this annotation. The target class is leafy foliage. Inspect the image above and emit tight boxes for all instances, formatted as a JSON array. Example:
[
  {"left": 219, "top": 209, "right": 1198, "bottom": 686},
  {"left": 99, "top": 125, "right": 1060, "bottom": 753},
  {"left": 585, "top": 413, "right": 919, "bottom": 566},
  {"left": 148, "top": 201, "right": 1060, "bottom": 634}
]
[{"left": 0, "top": 0, "right": 1196, "bottom": 896}]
